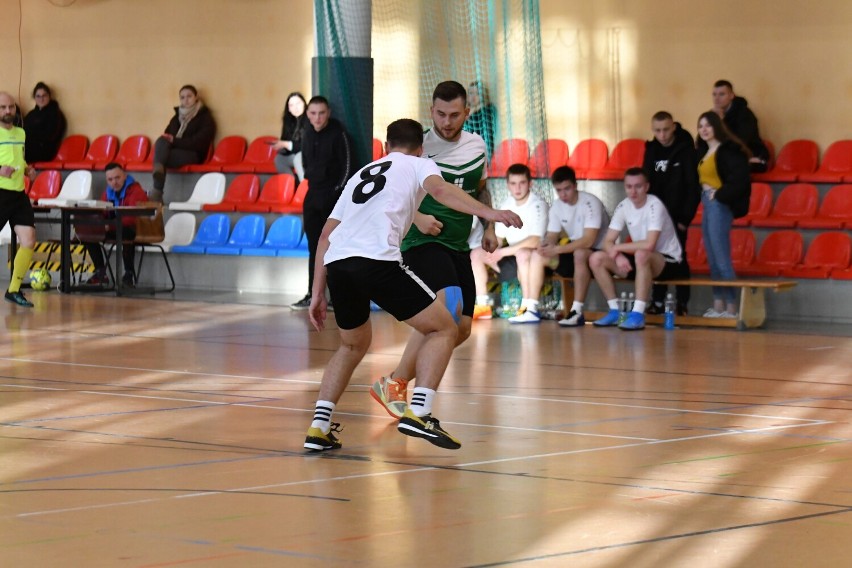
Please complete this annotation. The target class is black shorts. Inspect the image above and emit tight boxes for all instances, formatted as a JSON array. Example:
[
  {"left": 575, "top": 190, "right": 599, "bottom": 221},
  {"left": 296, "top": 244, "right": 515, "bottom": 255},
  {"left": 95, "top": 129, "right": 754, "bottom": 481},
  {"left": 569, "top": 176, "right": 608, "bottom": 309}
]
[
  {"left": 0, "top": 188, "right": 35, "bottom": 230},
  {"left": 554, "top": 253, "right": 576, "bottom": 277},
  {"left": 402, "top": 242, "right": 475, "bottom": 317},
  {"left": 625, "top": 254, "right": 689, "bottom": 281},
  {"left": 326, "top": 257, "right": 437, "bottom": 330}
]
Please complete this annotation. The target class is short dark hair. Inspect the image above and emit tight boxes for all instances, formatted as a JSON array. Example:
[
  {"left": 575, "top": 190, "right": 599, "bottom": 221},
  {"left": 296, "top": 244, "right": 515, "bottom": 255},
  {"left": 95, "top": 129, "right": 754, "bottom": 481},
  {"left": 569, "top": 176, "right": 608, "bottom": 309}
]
[
  {"left": 551, "top": 166, "right": 577, "bottom": 185},
  {"left": 432, "top": 81, "right": 467, "bottom": 106},
  {"left": 386, "top": 119, "right": 424, "bottom": 151},
  {"left": 506, "top": 163, "right": 531, "bottom": 181},
  {"left": 713, "top": 79, "right": 733, "bottom": 90},
  {"left": 651, "top": 111, "right": 673, "bottom": 122},
  {"left": 32, "top": 81, "right": 52, "bottom": 98},
  {"left": 104, "top": 162, "right": 123, "bottom": 172},
  {"left": 623, "top": 166, "right": 649, "bottom": 181},
  {"left": 308, "top": 95, "right": 330, "bottom": 108},
  {"left": 179, "top": 84, "right": 198, "bottom": 96}
]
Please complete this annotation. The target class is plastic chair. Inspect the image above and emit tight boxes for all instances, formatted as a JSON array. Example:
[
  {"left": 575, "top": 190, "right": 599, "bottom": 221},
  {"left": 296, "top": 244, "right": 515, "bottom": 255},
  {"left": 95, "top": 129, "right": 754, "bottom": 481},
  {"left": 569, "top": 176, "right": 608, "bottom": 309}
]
[
  {"left": 221, "top": 136, "right": 278, "bottom": 173},
  {"left": 172, "top": 214, "right": 231, "bottom": 254},
  {"left": 278, "top": 179, "right": 309, "bottom": 214},
  {"left": 242, "top": 215, "right": 303, "bottom": 257},
  {"left": 238, "top": 173, "right": 296, "bottom": 213},
  {"left": 586, "top": 138, "right": 645, "bottom": 180},
  {"left": 202, "top": 174, "right": 260, "bottom": 212},
  {"left": 528, "top": 139, "right": 569, "bottom": 178},
  {"left": 568, "top": 139, "right": 608, "bottom": 179},
  {"left": 730, "top": 229, "right": 756, "bottom": 272},
  {"left": 799, "top": 140, "right": 852, "bottom": 184},
  {"left": 739, "top": 231, "right": 803, "bottom": 277},
  {"left": 781, "top": 232, "right": 851, "bottom": 279},
  {"left": 279, "top": 221, "right": 310, "bottom": 257},
  {"left": 38, "top": 170, "right": 93, "bottom": 207},
  {"left": 63, "top": 134, "right": 119, "bottom": 170},
  {"left": 685, "top": 227, "right": 708, "bottom": 274},
  {"left": 205, "top": 215, "right": 266, "bottom": 255},
  {"left": 751, "top": 183, "right": 818, "bottom": 228},
  {"left": 128, "top": 202, "right": 175, "bottom": 291},
  {"left": 752, "top": 139, "right": 819, "bottom": 183},
  {"left": 32, "top": 134, "right": 89, "bottom": 169},
  {"left": 372, "top": 138, "right": 384, "bottom": 161},
  {"left": 185, "top": 135, "right": 247, "bottom": 172},
  {"left": 732, "top": 183, "right": 773, "bottom": 227},
  {"left": 102, "top": 135, "right": 150, "bottom": 169},
  {"left": 168, "top": 172, "right": 227, "bottom": 211},
  {"left": 797, "top": 185, "right": 852, "bottom": 229},
  {"left": 28, "top": 170, "right": 62, "bottom": 204},
  {"left": 488, "top": 139, "right": 530, "bottom": 177}
]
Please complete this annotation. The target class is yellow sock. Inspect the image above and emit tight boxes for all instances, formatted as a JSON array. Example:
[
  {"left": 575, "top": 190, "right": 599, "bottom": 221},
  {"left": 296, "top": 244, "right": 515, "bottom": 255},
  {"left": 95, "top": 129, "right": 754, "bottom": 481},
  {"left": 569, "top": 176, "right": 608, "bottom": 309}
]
[{"left": 8, "top": 247, "right": 33, "bottom": 293}]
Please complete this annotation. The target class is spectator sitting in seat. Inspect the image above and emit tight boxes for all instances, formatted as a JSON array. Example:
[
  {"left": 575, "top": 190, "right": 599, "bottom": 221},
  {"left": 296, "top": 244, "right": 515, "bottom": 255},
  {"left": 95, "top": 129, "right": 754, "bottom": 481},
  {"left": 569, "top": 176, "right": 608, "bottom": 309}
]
[
  {"left": 23, "top": 82, "right": 66, "bottom": 163},
  {"left": 589, "top": 167, "right": 688, "bottom": 331},
  {"left": 520, "top": 165, "right": 609, "bottom": 326},
  {"left": 470, "top": 163, "right": 547, "bottom": 320},
  {"left": 82, "top": 163, "right": 148, "bottom": 287},
  {"left": 271, "top": 91, "right": 307, "bottom": 182},
  {"left": 712, "top": 79, "right": 769, "bottom": 173},
  {"left": 150, "top": 85, "right": 216, "bottom": 202}
]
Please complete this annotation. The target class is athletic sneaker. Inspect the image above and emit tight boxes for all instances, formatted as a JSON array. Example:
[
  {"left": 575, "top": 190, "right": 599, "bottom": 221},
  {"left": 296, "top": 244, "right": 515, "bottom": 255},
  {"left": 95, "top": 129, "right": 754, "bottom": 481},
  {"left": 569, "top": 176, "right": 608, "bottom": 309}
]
[
  {"left": 4, "top": 290, "right": 33, "bottom": 308},
  {"left": 304, "top": 422, "right": 343, "bottom": 451},
  {"left": 85, "top": 272, "right": 109, "bottom": 286},
  {"left": 370, "top": 375, "right": 408, "bottom": 419},
  {"left": 508, "top": 306, "right": 540, "bottom": 324},
  {"left": 397, "top": 408, "right": 461, "bottom": 450},
  {"left": 290, "top": 294, "right": 312, "bottom": 310},
  {"left": 557, "top": 310, "right": 585, "bottom": 327},
  {"left": 619, "top": 311, "right": 645, "bottom": 330},
  {"left": 719, "top": 311, "right": 737, "bottom": 319},
  {"left": 702, "top": 308, "right": 723, "bottom": 318},
  {"left": 593, "top": 308, "right": 621, "bottom": 327},
  {"left": 472, "top": 304, "right": 492, "bottom": 320}
]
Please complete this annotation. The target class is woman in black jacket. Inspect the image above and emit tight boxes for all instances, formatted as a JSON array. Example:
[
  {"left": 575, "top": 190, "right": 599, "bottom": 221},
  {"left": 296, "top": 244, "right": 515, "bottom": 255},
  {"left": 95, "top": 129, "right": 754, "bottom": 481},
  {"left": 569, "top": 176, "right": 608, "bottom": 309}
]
[
  {"left": 272, "top": 92, "right": 306, "bottom": 181},
  {"left": 695, "top": 110, "right": 751, "bottom": 318},
  {"left": 150, "top": 85, "right": 216, "bottom": 202},
  {"left": 23, "top": 82, "right": 66, "bottom": 163}
]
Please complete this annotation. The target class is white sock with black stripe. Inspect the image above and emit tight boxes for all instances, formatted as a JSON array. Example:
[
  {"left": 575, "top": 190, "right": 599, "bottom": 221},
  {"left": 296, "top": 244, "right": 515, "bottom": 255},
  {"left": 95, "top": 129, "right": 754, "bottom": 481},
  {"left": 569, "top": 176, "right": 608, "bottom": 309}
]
[
  {"left": 311, "top": 400, "right": 335, "bottom": 433},
  {"left": 409, "top": 387, "right": 435, "bottom": 417}
]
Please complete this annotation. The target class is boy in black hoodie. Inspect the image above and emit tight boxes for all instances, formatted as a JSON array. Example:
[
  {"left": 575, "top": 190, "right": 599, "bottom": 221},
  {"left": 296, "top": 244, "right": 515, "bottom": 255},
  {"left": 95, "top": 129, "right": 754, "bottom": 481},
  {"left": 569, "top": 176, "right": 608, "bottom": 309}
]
[{"left": 642, "top": 111, "right": 701, "bottom": 314}]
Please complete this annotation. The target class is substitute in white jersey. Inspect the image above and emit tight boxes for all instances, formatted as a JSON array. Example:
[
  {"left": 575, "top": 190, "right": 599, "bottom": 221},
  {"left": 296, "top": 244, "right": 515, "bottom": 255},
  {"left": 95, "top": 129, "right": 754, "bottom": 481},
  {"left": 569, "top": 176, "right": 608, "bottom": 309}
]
[
  {"left": 589, "top": 167, "right": 689, "bottom": 331},
  {"left": 303, "top": 118, "right": 522, "bottom": 453}
]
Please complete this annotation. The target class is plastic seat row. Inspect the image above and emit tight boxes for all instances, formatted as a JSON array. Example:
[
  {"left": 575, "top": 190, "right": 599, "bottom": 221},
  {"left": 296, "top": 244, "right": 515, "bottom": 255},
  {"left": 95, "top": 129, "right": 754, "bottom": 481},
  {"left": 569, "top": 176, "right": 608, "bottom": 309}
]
[
  {"left": 168, "top": 173, "right": 307, "bottom": 213},
  {"left": 172, "top": 214, "right": 308, "bottom": 257},
  {"left": 32, "top": 134, "right": 147, "bottom": 171},
  {"left": 693, "top": 183, "right": 852, "bottom": 229},
  {"left": 25, "top": 169, "right": 93, "bottom": 206},
  {"left": 754, "top": 139, "right": 852, "bottom": 184},
  {"left": 687, "top": 228, "right": 852, "bottom": 280}
]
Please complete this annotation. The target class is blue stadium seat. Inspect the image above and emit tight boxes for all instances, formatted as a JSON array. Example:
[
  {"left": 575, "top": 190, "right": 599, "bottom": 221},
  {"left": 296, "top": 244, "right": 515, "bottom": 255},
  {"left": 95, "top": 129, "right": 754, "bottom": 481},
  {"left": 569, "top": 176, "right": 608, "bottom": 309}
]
[
  {"left": 242, "top": 215, "right": 303, "bottom": 257},
  {"left": 206, "top": 215, "right": 266, "bottom": 255},
  {"left": 172, "top": 214, "right": 231, "bottom": 254}
]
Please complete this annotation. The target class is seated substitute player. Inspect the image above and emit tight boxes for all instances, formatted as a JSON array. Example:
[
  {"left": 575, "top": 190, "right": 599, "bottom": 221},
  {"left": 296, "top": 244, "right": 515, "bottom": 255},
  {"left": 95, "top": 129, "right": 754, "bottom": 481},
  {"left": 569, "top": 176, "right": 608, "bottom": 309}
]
[
  {"left": 522, "top": 166, "right": 609, "bottom": 326},
  {"left": 303, "top": 118, "right": 522, "bottom": 452},
  {"left": 588, "top": 167, "right": 688, "bottom": 331},
  {"left": 470, "top": 163, "right": 548, "bottom": 320}
]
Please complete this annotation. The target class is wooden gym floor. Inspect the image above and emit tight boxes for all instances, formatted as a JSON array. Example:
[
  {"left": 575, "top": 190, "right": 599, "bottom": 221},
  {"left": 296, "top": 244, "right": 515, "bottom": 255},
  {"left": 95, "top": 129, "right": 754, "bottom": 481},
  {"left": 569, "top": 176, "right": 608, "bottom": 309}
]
[{"left": 1, "top": 292, "right": 850, "bottom": 567}]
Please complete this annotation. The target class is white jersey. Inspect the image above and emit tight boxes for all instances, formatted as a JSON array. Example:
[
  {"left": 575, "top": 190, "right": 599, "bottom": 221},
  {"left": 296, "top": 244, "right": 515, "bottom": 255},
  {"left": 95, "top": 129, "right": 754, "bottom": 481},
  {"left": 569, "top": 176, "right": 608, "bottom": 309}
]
[
  {"left": 325, "top": 152, "right": 441, "bottom": 264},
  {"left": 609, "top": 193, "right": 682, "bottom": 262},
  {"left": 494, "top": 192, "right": 548, "bottom": 246},
  {"left": 546, "top": 191, "right": 610, "bottom": 249}
]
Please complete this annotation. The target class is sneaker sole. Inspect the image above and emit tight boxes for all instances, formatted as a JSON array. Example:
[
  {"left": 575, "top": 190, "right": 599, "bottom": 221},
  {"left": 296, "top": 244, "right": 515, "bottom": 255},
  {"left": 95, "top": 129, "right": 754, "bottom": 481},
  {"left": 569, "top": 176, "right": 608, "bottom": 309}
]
[
  {"left": 397, "top": 421, "right": 461, "bottom": 450},
  {"left": 369, "top": 384, "right": 406, "bottom": 420},
  {"left": 304, "top": 437, "right": 340, "bottom": 451},
  {"left": 619, "top": 325, "right": 645, "bottom": 331},
  {"left": 558, "top": 321, "right": 584, "bottom": 327}
]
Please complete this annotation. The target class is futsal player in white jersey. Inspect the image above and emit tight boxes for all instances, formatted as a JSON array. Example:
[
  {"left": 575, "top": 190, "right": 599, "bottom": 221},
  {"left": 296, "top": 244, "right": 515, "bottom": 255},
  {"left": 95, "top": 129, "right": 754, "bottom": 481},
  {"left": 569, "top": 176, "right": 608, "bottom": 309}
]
[
  {"left": 526, "top": 166, "right": 610, "bottom": 326},
  {"left": 470, "top": 163, "right": 548, "bottom": 321},
  {"left": 589, "top": 167, "right": 688, "bottom": 330},
  {"left": 304, "top": 118, "right": 522, "bottom": 452}
]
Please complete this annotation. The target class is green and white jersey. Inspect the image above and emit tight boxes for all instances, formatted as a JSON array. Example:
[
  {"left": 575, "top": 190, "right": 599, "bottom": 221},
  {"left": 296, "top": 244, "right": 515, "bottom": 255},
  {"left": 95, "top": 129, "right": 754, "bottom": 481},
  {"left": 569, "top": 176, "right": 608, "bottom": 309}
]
[{"left": 400, "top": 128, "right": 487, "bottom": 252}]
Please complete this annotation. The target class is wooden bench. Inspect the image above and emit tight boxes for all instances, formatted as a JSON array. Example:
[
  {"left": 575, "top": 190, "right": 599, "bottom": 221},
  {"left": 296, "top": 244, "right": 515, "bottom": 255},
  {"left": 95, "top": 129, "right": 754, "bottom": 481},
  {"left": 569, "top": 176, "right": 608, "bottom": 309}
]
[{"left": 554, "top": 276, "right": 797, "bottom": 330}]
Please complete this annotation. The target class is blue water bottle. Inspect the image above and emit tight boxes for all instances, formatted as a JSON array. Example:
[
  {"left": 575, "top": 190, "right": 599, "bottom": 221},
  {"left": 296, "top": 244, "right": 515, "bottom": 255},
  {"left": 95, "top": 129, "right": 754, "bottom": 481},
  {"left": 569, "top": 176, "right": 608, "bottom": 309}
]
[{"left": 664, "top": 293, "right": 676, "bottom": 330}]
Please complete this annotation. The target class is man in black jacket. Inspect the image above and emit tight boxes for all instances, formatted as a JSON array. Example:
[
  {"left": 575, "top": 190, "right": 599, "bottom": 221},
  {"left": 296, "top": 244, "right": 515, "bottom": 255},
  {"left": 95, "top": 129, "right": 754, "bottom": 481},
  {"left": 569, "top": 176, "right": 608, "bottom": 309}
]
[
  {"left": 712, "top": 80, "right": 769, "bottom": 172},
  {"left": 291, "top": 96, "right": 353, "bottom": 310},
  {"left": 642, "top": 111, "right": 700, "bottom": 315}
]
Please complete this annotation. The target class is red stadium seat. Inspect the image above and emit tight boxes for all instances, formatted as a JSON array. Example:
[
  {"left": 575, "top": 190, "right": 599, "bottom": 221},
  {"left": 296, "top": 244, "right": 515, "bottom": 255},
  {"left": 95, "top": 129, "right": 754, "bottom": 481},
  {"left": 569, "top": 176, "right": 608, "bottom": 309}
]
[
  {"left": 799, "top": 140, "right": 852, "bottom": 184},
  {"left": 372, "top": 138, "right": 384, "bottom": 161},
  {"left": 732, "top": 183, "right": 773, "bottom": 226},
  {"left": 278, "top": 179, "right": 309, "bottom": 214},
  {"left": 752, "top": 139, "right": 819, "bottom": 183},
  {"left": 32, "top": 134, "right": 88, "bottom": 169},
  {"left": 488, "top": 138, "right": 530, "bottom": 177},
  {"left": 782, "top": 232, "right": 851, "bottom": 279},
  {"left": 685, "top": 227, "right": 708, "bottom": 274},
  {"left": 730, "top": 229, "right": 756, "bottom": 272},
  {"left": 585, "top": 138, "right": 645, "bottom": 180},
  {"left": 28, "top": 170, "right": 61, "bottom": 204},
  {"left": 739, "top": 230, "right": 803, "bottom": 277},
  {"left": 237, "top": 174, "right": 296, "bottom": 213},
  {"left": 101, "top": 135, "right": 150, "bottom": 169},
  {"left": 63, "top": 134, "right": 119, "bottom": 170},
  {"left": 568, "top": 139, "right": 608, "bottom": 179},
  {"left": 751, "top": 183, "right": 818, "bottom": 228},
  {"left": 798, "top": 185, "right": 852, "bottom": 229},
  {"left": 528, "top": 138, "right": 569, "bottom": 178},
  {"left": 186, "top": 136, "right": 247, "bottom": 172},
  {"left": 221, "top": 136, "right": 278, "bottom": 173},
  {"left": 202, "top": 174, "right": 260, "bottom": 212}
]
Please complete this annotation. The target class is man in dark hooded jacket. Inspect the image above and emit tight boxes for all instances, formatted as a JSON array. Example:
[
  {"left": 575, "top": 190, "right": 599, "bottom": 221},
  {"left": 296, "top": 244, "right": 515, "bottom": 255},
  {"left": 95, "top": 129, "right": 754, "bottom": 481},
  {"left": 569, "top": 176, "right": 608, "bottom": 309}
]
[{"left": 713, "top": 79, "right": 769, "bottom": 172}]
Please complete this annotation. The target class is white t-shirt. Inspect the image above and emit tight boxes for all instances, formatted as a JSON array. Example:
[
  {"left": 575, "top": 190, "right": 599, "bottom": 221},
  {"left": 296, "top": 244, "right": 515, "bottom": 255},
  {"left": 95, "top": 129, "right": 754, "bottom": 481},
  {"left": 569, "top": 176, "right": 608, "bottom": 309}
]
[
  {"left": 546, "top": 191, "right": 610, "bottom": 249},
  {"left": 325, "top": 152, "right": 441, "bottom": 264},
  {"left": 608, "top": 193, "right": 683, "bottom": 262},
  {"left": 494, "top": 192, "right": 548, "bottom": 246}
]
